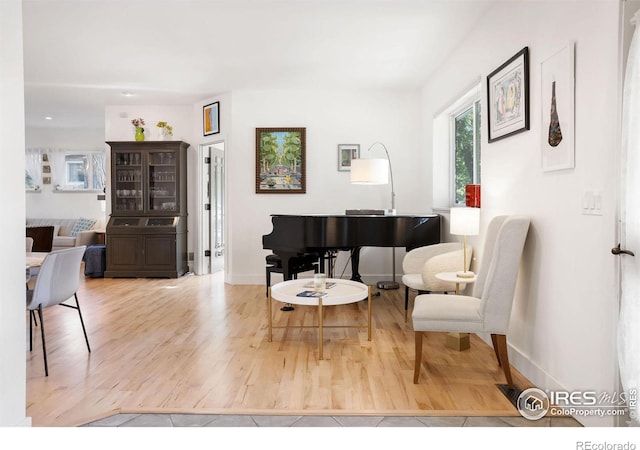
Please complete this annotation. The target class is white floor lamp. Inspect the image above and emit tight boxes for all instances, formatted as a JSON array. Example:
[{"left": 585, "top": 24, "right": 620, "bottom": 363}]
[{"left": 351, "top": 142, "right": 399, "bottom": 290}]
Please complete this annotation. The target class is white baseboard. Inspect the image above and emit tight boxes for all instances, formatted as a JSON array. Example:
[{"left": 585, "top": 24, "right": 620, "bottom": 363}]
[{"left": 476, "top": 333, "right": 617, "bottom": 427}]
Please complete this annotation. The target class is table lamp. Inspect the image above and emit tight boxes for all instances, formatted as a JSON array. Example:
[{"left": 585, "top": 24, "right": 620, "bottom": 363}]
[{"left": 450, "top": 207, "right": 480, "bottom": 278}]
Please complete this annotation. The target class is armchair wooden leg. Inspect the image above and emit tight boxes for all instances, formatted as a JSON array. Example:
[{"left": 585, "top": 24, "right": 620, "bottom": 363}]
[
  {"left": 490, "top": 334, "right": 501, "bottom": 366},
  {"left": 493, "top": 334, "right": 513, "bottom": 387},
  {"left": 413, "top": 331, "right": 424, "bottom": 384}
]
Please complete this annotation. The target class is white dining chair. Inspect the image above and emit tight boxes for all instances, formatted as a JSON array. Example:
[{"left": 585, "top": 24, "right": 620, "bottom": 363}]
[{"left": 27, "top": 246, "right": 90, "bottom": 376}]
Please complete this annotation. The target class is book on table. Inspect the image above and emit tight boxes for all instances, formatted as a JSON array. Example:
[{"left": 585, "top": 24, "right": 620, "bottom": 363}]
[
  {"left": 296, "top": 290, "right": 328, "bottom": 298},
  {"left": 303, "top": 282, "right": 337, "bottom": 289}
]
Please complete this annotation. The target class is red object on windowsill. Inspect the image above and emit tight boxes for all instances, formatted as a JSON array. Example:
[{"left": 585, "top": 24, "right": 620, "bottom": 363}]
[{"left": 465, "top": 184, "right": 481, "bottom": 208}]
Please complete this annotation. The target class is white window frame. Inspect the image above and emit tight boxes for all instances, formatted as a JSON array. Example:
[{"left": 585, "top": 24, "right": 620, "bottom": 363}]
[
  {"left": 449, "top": 97, "right": 481, "bottom": 206},
  {"left": 65, "top": 155, "right": 88, "bottom": 189},
  {"left": 54, "top": 151, "right": 105, "bottom": 192},
  {"left": 432, "top": 82, "right": 482, "bottom": 209}
]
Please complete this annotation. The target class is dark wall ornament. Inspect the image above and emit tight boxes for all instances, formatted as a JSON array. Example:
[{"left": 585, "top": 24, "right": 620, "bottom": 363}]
[{"left": 541, "top": 42, "right": 575, "bottom": 172}]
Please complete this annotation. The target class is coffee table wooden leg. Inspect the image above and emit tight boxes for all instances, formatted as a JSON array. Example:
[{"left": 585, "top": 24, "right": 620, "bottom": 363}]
[
  {"left": 268, "top": 288, "right": 273, "bottom": 342},
  {"left": 367, "top": 286, "right": 372, "bottom": 341},
  {"left": 318, "top": 298, "right": 323, "bottom": 360}
]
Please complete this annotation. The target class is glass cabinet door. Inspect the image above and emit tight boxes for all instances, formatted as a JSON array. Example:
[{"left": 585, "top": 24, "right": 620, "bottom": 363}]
[
  {"left": 113, "top": 151, "right": 143, "bottom": 213},
  {"left": 147, "top": 150, "right": 177, "bottom": 213}
]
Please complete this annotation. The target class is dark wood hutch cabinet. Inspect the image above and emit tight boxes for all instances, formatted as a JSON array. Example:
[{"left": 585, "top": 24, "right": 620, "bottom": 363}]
[{"left": 104, "top": 141, "right": 189, "bottom": 278}]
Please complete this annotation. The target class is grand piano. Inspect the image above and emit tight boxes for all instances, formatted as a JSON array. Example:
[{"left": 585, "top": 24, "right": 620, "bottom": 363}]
[{"left": 262, "top": 214, "right": 441, "bottom": 282}]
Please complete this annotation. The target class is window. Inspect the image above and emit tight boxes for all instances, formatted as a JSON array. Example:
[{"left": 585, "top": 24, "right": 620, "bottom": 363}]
[
  {"left": 25, "top": 149, "right": 105, "bottom": 191},
  {"left": 65, "top": 155, "right": 88, "bottom": 188},
  {"left": 452, "top": 99, "right": 481, "bottom": 205},
  {"left": 432, "top": 83, "right": 482, "bottom": 208}
]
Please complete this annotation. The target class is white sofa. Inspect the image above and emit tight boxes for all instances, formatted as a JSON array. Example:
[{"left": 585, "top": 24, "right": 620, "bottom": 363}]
[{"left": 26, "top": 218, "right": 99, "bottom": 250}]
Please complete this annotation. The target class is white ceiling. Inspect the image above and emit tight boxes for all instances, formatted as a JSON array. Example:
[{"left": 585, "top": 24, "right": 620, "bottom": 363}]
[{"left": 22, "top": 0, "right": 494, "bottom": 129}]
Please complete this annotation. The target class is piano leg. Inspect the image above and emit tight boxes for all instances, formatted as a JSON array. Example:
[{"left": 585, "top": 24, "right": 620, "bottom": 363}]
[{"left": 350, "top": 247, "right": 363, "bottom": 283}]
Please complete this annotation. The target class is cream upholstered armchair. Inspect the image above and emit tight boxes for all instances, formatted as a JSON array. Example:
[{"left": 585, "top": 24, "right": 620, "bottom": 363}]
[
  {"left": 401, "top": 242, "right": 473, "bottom": 319},
  {"left": 412, "top": 215, "right": 530, "bottom": 387}
]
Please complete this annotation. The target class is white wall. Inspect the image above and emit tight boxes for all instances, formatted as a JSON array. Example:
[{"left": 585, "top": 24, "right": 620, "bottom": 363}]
[
  {"left": 0, "top": 0, "right": 30, "bottom": 427},
  {"left": 226, "top": 88, "right": 426, "bottom": 284},
  {"left": 191, "top": 93, "right": 232, "bottom": 277},
  {"left": 421, "top": 1, "right": 621, "bottom": 426}
]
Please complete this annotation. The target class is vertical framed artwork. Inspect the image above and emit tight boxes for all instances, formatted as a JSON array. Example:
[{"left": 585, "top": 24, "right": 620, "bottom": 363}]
[
  {"left": 337, "top": 144, "right": 359, "bottom": 171},
  {"left": 541, "top": 41, "right": 575, "bottom": 172},
  {"left": 487, "top": 47, "right": 530, "bottom": 142},
  {"left": 203, "top": 102, "right": 220, "bottom": 136},
  {"left": 256, "top": 127, "right": 306, "bottom": 193}
]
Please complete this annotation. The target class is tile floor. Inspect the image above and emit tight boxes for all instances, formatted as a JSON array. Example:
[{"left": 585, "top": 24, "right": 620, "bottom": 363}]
[{"left": 83, "top": 413, "right": 582, "bottom": 427}]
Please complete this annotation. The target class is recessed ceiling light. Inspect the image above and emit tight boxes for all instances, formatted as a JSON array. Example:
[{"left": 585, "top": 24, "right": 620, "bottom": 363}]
[
  {"left": 45, "top": 116, "right": 53, "bottom": 120},
  {"left": 121, "top": 92, "right": 135, "bottom": 97}
]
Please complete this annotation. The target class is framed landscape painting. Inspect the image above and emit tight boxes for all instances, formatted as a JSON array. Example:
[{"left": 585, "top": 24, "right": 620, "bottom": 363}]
[
  {"left": 487, "top": 47, "right": 530, "bottom": 142},
  {"left": 256, "top": 127, "right": 306, "bottom": 193}
]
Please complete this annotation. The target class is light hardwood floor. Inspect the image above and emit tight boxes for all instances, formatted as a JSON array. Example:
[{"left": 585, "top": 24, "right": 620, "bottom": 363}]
[{"left": 26, "top": 271, "right": 533, "bottom": 427}]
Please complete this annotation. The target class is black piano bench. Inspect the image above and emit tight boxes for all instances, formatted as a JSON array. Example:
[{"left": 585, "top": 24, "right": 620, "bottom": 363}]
[{"left": 265, "top": 253, "right": 320, "bottom": 298}]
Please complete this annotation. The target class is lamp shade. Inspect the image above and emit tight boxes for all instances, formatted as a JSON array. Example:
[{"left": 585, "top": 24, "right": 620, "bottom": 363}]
[
  {"left": 450, "top": 207, "right": 480, "bottom": 236},
  {"left": 350, "top": 158, "right": 389, "bottom": 185}
]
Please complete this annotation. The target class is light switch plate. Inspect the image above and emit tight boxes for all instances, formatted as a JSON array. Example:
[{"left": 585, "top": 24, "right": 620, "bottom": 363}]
[{"left": 582, "top": 190, "right": 602, "bottom": 216}]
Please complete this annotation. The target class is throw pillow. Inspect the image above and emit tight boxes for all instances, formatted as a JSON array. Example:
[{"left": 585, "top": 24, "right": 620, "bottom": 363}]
[{"left": 70, "top": 217, "right": 97, "bottom": 237}]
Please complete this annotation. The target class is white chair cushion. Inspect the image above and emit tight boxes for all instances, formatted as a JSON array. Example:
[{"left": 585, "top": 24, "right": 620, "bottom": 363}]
[
  {"left": 402, "top": 274, "right": 425, "bottom": 291},
  {"left": 412, "top": 294, "right": 483, "bottom": 333}
]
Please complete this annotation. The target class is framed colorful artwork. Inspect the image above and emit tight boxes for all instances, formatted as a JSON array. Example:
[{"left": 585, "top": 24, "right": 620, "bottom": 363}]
[
  {"left": 487, "top": 47, "right": 530, "bottom": 142},
  {"left": 203, "top": 102, "right": 220, "bottom": 136},
  {"left": 256, "top": 128, "right": 306, "bottom": 193}
]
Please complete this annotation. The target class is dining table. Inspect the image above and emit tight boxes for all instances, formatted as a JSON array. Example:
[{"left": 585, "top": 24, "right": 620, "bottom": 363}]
[{"left": 26, "top": 252, "right": 48, "bottom": 283}]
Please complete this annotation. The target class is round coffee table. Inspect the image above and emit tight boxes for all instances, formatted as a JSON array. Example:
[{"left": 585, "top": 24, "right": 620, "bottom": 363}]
[{"left": 268, "top": 278, "right": 371, "bottom": 359}]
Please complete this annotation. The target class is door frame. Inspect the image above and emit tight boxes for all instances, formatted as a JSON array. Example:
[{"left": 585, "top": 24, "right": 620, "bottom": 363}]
[
  {"left": 613, "top": 0, "right": 640, "bottom": 427},
  {"left": 195, "top": 139, "right": 226, "bottom": 275}
]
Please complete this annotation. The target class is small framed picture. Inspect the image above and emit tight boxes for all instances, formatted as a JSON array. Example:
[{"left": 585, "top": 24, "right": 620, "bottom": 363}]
[
  {"left": 338, "top": 144, "right": 359, "bottom": 171},
  {"left": 42, "top": 165, "right": 51, "bottom": 173},
  {"left": 43, "top": 177, "right": 51, "bottom": 185},
  {"left": 42, "top": 154, "right": 48, "bottom": 162},
  {"left": 203, "top": 101, "right": 220, "bottom": 136}
]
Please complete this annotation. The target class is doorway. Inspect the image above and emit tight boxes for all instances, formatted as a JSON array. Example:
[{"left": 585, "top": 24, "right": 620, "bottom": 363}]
[{"left": 200, "top": 141, "right": 225, "bottom": 274}]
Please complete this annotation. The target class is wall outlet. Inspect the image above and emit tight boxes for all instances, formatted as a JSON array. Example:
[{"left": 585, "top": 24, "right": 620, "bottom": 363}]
[{"left": 188, "top": 252, "right": 194, "bottom": 261}]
